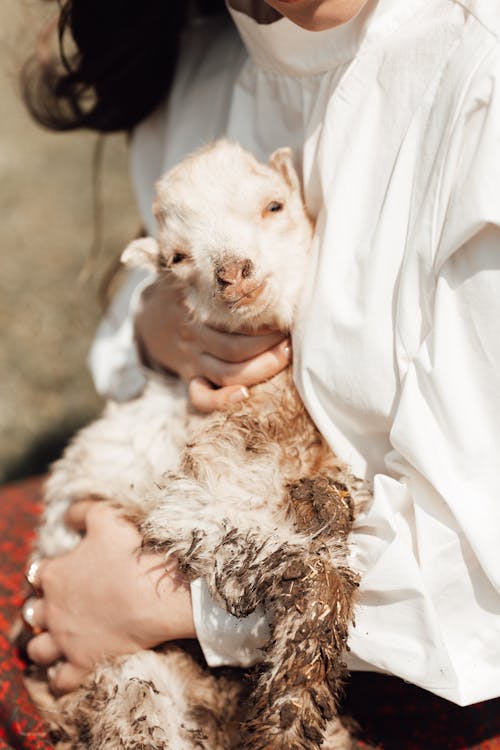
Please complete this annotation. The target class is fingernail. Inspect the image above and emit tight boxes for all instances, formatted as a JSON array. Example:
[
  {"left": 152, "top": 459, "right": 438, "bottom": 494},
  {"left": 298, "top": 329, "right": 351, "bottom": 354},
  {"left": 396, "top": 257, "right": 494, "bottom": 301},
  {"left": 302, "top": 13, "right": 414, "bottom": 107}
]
[
  {"left": 229, "top": 386, "right": 249, "bottom": 402},
  {"left": 282, "top": 339, "right": 292, "bottom": 360}
]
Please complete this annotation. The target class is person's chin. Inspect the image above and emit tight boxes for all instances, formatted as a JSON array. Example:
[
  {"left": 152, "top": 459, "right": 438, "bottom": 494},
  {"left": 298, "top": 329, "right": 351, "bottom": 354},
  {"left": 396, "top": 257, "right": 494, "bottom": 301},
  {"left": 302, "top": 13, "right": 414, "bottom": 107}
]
[{"left": 263, "top": 0, "right": 365, "bottom": 31}]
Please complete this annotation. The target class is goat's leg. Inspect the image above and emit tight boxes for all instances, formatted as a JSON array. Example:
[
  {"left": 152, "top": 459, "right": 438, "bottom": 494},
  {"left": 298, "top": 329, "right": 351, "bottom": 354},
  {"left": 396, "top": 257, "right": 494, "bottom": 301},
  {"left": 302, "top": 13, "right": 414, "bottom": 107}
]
[
  {"left": 242, "top": 548, "right": 358, "bottom": 750},
  {"left": 142, "top": 475, "right": 358, "bottom": 749},
  {"left": 285, "top": 476, "right": 355, "bottom": 543},
  {"left": 184, "top": 530, "right": 358, "bottom": 750},
  {"left": 144, "top": 522, "right": 357, "bottom": 750},
  {"left": 216, "top": 477, "right": 358, "bottom": 750},
  {"left": 237, "top": 475, "right": 359, "bottom": 750},
  {"left": 50, "top": 648, "right": 240, "bottom": 750}
]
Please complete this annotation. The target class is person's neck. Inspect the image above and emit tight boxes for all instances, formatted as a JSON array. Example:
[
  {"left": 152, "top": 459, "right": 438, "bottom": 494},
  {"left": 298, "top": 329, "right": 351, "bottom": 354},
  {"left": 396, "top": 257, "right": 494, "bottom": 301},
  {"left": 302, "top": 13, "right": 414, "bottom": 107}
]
[{"left": 228, "top": 0, "right": 281, "bottom": 24}]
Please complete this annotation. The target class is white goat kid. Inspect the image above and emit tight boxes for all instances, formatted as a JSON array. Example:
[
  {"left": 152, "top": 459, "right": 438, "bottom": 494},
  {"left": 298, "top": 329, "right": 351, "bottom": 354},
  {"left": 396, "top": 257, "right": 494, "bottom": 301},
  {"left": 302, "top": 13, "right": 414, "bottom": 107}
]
[{"left": 33, "top": 141, "right": 361, "bottom": 750}]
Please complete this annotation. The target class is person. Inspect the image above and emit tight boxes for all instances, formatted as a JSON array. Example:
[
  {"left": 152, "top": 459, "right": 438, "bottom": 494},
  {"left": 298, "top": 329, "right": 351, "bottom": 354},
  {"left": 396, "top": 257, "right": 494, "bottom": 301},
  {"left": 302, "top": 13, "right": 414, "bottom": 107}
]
[{"left": 22, "top": 0, "right": 500, "bottom": 712}]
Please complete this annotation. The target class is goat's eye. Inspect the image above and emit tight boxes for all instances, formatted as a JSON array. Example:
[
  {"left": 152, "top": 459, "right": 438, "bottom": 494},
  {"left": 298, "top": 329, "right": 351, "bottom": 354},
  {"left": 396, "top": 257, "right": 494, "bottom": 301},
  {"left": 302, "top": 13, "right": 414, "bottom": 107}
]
[
  {"left": 172, "top": 251, "right": 188, "bottom": 264},
  {"left": 265, "top": 200, "right": 284, "bottom": 213}
]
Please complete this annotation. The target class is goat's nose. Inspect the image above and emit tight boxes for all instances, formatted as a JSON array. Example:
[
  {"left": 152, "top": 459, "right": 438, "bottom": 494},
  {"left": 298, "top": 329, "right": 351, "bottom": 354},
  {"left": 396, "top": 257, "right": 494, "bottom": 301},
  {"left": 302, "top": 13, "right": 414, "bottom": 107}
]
[{"left": 215, "top": 259, "right": 254, "bottom": 288}]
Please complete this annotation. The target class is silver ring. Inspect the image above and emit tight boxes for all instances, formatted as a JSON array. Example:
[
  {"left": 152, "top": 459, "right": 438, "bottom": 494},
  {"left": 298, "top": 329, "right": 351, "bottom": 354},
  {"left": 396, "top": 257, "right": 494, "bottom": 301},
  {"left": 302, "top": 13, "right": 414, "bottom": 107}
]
[
  {"left": 48, "top": 663, "right": 63, "bottom": 683},
  {"left": 25, "top": 558, "right": 43, "bottom": 595},
  {"left": 21, "top": 597, "right": 43, "bottom": 635}
]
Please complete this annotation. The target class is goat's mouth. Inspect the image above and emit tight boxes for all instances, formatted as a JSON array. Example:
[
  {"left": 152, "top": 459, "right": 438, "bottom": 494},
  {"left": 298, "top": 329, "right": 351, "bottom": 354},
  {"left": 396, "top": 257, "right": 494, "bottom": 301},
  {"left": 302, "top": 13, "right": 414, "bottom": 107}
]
[{"left": 220, "top": 279, "right": 267, "bottom": 311}]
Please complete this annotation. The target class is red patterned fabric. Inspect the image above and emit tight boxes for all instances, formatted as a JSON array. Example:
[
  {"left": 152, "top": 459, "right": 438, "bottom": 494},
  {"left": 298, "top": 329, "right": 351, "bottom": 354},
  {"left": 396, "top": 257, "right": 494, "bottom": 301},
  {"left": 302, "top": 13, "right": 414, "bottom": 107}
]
[
  {"left": 0, "top": 477, "right": 498, "bottom": 750},
  {"left": 0, "top": 478, "right": 52, "bottom": 750}
]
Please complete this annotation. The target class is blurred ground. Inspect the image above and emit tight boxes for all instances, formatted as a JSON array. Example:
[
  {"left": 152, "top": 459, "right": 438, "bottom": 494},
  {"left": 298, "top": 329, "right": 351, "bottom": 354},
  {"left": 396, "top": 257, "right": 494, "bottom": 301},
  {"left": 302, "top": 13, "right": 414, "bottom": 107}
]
[{"left": 0, "top": 0, "right": 140, "bottom": 482}]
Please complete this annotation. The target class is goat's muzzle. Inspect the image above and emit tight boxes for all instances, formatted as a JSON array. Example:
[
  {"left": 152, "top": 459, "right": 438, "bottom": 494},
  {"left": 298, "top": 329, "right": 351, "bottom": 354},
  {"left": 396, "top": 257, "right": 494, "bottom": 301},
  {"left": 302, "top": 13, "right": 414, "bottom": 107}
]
[{"left": 215, "top": 259, "right": 264, "bottom": 307}]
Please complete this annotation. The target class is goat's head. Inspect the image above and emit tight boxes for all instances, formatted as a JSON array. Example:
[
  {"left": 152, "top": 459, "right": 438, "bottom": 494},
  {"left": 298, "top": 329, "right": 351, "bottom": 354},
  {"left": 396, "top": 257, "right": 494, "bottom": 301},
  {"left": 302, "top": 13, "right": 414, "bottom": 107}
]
[{"left": 122, "top": 140, "right": 313, "bottom": 332}]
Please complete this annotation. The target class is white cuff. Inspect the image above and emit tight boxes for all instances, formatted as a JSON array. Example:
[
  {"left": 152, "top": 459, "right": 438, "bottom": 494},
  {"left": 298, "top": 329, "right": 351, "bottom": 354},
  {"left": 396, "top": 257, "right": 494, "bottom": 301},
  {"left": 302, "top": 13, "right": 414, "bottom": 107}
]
[
  {"left": 88, "top": 269, "right": 156, "bottom": 402},
  {"left": 191, "top": 578, "right": 270, "bottom": 668}
]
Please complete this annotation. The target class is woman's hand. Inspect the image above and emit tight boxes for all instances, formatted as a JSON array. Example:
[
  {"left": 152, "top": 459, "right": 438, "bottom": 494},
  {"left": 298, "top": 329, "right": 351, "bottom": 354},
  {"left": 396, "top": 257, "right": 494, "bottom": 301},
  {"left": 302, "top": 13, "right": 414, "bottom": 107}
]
[
  {"left": 135, "top": 277, "right": 291, "bottom": 412},
  {"left": 26, "top": 501, "right": 195, "bottom": 695}
]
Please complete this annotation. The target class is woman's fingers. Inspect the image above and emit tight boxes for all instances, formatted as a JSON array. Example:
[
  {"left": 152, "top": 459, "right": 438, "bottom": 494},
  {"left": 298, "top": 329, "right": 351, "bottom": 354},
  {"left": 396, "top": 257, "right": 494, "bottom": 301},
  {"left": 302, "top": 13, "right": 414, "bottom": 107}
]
[
  {"left": 199, "top": 338, "right": 291, "bottom": 388},
  {"left": 48, "top": 662, "right": 88, "bottom": 695},
  {"left": 189, "top": 378, "right": 249, "bottom": 413},
  {"left": 188, "top": 338, "right": 292, "bottom": 411},
  {"left": 196, "top": 325, "right": 285, "bottom": 363},
  {"left": 64, "top": 499, "right": 100, "bottom": 532},
  {"left": 26, "top": 631, "right": 63, "bottom": 666},
  {"left": 135, "top": 274, "right": 290, "bottom": 385}
]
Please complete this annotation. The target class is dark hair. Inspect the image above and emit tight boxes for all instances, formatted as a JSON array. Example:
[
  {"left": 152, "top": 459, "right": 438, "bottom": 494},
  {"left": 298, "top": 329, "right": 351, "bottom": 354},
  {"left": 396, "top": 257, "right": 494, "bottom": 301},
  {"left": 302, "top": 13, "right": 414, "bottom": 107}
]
[{"left": 22, "top": 0, "right": 226, "bottom": 133}]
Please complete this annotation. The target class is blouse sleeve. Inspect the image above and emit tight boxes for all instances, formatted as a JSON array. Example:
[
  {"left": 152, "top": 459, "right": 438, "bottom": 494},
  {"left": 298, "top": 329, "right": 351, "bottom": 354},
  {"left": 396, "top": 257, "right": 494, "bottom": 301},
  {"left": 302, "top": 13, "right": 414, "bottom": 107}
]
[
  {"left": 348, "top": 223, "right": 500, "bottom": 704},
  {"left": 346, "top": 60, "right": 500, "bottom": 705},
  {"left": 88, "top": 267, "right": 155, "bottom": 401},
  {"left": 391, "top": 70, "right": 500, "bottom": 594}
]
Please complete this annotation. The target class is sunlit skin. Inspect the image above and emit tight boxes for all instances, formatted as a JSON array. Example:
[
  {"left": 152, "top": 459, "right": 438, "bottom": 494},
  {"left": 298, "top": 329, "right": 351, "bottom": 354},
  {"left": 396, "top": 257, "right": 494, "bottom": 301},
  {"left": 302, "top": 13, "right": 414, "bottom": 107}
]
[{"left": 264, "top": 0, "right": 369, "bottom": 31}]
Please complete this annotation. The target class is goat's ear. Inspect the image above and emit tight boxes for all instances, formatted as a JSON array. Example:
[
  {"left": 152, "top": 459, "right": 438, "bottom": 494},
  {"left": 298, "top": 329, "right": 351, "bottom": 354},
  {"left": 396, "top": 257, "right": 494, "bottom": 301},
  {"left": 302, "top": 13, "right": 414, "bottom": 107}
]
[
  {"left": 121, "top": 237, "right": 159, "bottom": 269},
  {"left": 269, "top": 147, "right": 301, "bottom": 192},
  {"left": 152, "top": 198, "right": 166, "bottom": 225}
]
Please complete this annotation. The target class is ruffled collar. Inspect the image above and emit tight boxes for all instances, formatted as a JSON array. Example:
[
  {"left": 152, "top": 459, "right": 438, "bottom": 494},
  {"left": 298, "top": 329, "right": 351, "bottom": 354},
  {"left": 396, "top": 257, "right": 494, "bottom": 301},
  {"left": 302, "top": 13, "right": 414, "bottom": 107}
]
[{"left": 227, "top": 0, "right": 431, "bottom": 76}]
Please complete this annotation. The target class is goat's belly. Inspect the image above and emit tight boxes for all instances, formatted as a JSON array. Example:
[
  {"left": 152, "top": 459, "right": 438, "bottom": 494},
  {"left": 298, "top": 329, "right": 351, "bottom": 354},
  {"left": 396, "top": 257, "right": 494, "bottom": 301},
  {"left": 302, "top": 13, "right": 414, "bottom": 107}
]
[
  {"left": 38, "top": 377, "right": 189, "bottom": 557},
  {"left": 120, "top": 377, "right": 189, "bottom": 478},
  {"left": 69, "top": 376, "right": 188, "bottom": 496}
]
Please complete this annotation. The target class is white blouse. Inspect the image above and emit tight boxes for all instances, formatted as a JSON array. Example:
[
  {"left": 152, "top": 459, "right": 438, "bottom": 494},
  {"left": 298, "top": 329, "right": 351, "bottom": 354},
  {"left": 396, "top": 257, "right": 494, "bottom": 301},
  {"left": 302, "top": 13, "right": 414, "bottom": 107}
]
[{"left": 89, "top": 0, "right": 500, "bottom": 705}]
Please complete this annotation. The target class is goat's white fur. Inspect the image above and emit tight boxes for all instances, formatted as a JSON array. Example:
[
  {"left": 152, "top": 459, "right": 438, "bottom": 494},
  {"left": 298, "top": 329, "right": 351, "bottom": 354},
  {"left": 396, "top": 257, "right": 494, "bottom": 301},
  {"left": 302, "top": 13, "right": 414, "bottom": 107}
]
[{"left": 31, "top": 141, "right": 365, "bottom": 750}]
